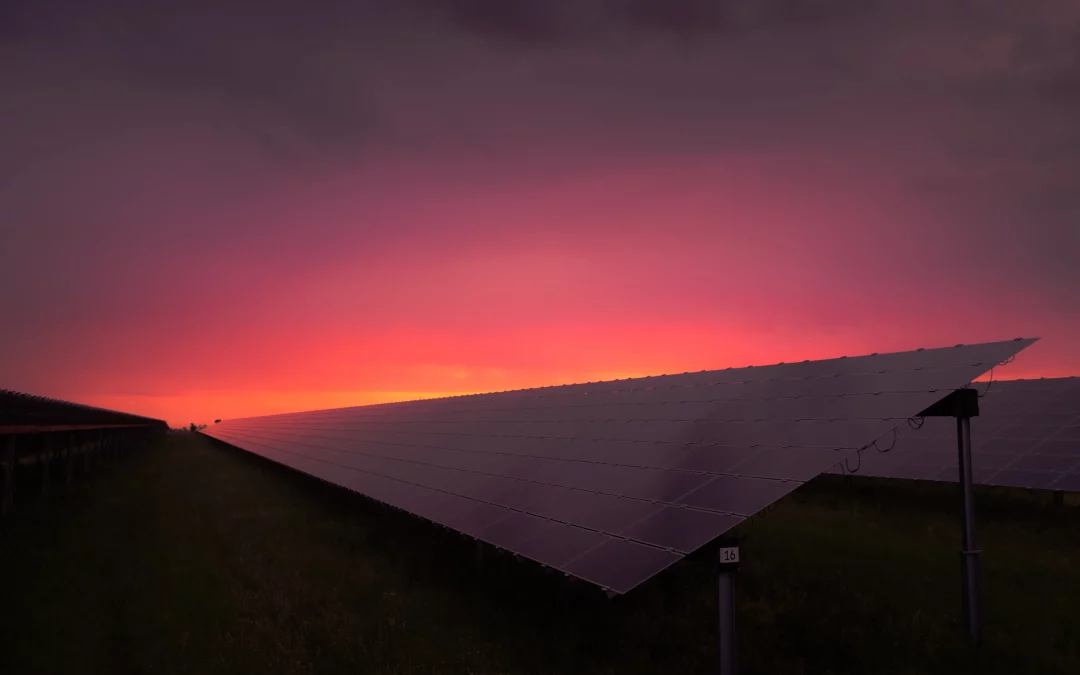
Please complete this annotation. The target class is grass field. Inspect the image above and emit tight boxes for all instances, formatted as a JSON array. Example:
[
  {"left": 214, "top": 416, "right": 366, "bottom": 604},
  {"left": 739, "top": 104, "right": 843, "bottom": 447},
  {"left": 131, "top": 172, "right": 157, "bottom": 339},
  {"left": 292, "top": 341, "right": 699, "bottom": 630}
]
[{"left": 1, "top": 433, "right": 1078, "bottom": 675}]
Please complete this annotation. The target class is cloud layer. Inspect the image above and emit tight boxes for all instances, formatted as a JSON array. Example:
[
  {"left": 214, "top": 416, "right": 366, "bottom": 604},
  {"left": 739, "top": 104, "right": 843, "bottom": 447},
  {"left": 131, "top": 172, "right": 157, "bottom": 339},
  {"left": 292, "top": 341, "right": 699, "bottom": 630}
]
[{"left": 2, "top": 0, "right": 1078, "bottom": 425}]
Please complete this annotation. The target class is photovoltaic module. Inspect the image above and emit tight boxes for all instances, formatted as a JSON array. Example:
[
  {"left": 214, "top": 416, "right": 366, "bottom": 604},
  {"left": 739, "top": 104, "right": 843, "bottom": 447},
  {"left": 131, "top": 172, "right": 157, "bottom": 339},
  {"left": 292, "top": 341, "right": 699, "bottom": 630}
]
[{"left": 203, "top": 339, "right": 1035, "bottom": 593}]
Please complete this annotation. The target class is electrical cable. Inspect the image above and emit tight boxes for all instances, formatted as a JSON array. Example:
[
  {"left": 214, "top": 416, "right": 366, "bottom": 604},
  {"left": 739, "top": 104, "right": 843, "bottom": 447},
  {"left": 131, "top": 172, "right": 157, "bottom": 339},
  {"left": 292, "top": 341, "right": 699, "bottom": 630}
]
[
  {"left": 873, "top": 426, "right": 899, "bottom": 453},
  {"left": 979, "top": 355, "right": 1015, "bottom": 398}
]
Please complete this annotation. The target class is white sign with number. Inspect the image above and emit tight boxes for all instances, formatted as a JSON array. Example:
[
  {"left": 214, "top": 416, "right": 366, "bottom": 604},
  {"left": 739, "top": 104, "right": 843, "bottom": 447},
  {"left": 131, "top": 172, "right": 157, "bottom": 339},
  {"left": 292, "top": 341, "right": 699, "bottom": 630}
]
[{"left": 719, "top": 546, "right": 740, "bottom": 564}]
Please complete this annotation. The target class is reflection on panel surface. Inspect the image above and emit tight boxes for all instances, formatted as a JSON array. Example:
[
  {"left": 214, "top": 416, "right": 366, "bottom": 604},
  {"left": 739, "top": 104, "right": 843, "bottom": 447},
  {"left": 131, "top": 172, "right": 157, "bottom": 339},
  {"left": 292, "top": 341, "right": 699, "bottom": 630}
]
[
  {"left": 204, "top": 339, "right": 1033, "bottom": 593},
  {"left": 830, "top": 377, "right": 1080, "bottom": 492}
]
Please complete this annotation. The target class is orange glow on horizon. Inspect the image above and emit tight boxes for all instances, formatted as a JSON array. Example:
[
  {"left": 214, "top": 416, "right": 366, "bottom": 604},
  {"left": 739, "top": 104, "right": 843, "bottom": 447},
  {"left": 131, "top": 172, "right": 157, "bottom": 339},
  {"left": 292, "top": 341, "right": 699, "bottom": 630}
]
[
  {"left": 5, "top": 2, "right": 1080, "bottom": 443},
  {"left": 72, "top": 335, "right": 1066, "bottom": 428},
  {"left": 4, "top": 151, "right": 1075, "bottom": 428}
]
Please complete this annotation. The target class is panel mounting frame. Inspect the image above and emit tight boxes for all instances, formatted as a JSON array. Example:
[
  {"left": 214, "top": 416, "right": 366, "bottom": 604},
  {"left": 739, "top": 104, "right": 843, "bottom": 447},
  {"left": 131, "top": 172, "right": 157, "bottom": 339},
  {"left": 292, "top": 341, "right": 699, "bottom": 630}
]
[{"left": 918, "top": 387, "right": 980, "bottom": 419}]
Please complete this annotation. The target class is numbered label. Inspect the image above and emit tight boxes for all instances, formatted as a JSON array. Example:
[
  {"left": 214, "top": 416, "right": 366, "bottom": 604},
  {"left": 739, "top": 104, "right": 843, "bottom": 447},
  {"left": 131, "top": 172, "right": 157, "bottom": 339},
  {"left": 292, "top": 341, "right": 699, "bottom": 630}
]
[{"left": 719, "top": 546, "right": 740, "bottom": 564}]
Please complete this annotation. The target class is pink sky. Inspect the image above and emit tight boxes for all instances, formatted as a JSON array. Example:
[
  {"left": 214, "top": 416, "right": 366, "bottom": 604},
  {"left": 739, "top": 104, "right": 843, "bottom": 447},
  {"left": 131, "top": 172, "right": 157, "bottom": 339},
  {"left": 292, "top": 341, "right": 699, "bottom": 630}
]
[{"left": 2, "top": 1, "right": 1078, "bottom": 426}]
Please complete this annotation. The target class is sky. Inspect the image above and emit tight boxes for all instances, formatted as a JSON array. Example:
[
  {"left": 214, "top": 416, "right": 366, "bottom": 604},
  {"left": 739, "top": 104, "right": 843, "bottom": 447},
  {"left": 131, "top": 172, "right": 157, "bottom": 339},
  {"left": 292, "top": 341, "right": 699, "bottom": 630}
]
[{"left": 1, "top": 0, "right": 1078, "bottom": 427}]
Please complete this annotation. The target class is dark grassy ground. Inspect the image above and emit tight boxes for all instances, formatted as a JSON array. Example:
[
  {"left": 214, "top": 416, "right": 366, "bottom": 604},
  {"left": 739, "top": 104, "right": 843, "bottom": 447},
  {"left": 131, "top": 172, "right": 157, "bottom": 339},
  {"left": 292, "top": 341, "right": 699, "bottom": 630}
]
[{"left": 1, "top": 433, "right": 1078, "bottom": 675}]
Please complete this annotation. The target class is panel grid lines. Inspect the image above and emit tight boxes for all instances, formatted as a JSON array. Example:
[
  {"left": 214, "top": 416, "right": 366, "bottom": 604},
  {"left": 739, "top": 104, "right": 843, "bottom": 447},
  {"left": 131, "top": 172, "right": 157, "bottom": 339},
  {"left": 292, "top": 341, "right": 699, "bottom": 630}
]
[
  {"left": 204, "top": 339, "right": 1035, "bottom": 593},
  {"left": 240, "top": 396, "right": 950, "bottom": 417},
  {"left": 221, "top": 426, "right": 790, "bottom": 482},
  {"left": 983, "top": 411, "right": 1080, "bottom": 488},
  {"left": 208, "top": 429, "right": 690, "bottom": 570},
  {"left": 239, "top": 385, "right": 990, "bottom": 421},
  {"left": 212, "top": 426, "right": 761, "bottom": 517},
  {"left": 243, "top": 415, "right": 920, "bottom": 426},
  {"left": 235, "top": 354, "right": 1016, "bottom": 420},
  {"left": 833, "top": 377, "right": 1080, "bottom": 491},
  {"left": 220, "top": 426, "right": 889, "bottom": 450}
]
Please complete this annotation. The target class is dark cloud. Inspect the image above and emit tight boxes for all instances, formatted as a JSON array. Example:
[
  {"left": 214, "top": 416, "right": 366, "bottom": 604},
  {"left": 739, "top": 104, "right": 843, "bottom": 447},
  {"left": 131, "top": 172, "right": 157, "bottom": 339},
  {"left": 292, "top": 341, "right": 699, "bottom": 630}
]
[
  {"left": 104, "top": 29, "right": 379, "bottom": 158},
  {"left": 959, "top": 37, "right": 1080, "bottom": 110},
  {"left": 0, "top": 0, "right": 42, "bottom": 43},
  {"left": 417, "top": 0, "right": 580, "bottom": 45},
  {"left": 2, "top": 0, "right": 1080, "bottom": 412},
  {"left": 1, "top": 0, "right": 384, "bottom": 161},
  {"left": 3, "top": 0, "right": 1080, "bottom": 306},
  {"left": 411, "top": 0, "right": 879, "bottom": 46},
  {"left": 1031, "top": 134, "right": 1080, "bottom": 162},
  {"left": 3, "top": 0, "right": 1077, "bottom": 167},
  {"left": 610, "top": 0, "right": 738, "bottom": 36},
  {"left": 1038, "top": 64, "right": 1080, "bottom": 104},
  {"left": 757, "top": 0, "right": 869, "bottom": 25}
]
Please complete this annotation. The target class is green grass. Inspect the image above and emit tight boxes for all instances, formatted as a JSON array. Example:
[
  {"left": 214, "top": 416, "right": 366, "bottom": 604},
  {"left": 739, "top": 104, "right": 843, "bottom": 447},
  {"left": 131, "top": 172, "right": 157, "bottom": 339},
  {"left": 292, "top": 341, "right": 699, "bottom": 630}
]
[{"left": 1, "top": 434, "right": 1079, "bottom": 674}]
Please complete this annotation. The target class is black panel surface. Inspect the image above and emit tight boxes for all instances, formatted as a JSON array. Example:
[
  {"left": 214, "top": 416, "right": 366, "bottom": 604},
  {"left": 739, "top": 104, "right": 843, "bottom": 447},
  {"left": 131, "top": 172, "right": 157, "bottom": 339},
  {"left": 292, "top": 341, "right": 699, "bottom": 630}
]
[
  {"left": 205, "top": 339, "right": 1034, "bottom": 593},
  {"left": 830, "top": 376, "right": 1080, "bottom": 492}
]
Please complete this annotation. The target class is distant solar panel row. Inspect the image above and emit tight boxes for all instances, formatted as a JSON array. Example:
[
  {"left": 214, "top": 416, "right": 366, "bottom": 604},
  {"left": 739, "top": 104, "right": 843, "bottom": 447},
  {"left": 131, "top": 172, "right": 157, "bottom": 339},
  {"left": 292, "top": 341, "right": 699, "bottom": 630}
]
[
  {"left": 833, "top": 377, "right": 1080, "bottom": 491},
  {"left": 0, "top": 388, "right": 167, "bottom": 431},
  {"left": 204, "top": 339, "right": 1034, "bottom": 593}
]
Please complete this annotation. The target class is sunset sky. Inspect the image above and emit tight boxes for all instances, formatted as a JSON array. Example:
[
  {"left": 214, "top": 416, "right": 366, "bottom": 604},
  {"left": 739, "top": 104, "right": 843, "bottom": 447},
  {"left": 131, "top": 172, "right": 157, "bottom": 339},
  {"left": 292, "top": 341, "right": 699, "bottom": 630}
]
[{"left": 2, "top": 1, "right": 1079, "bottom": 427}]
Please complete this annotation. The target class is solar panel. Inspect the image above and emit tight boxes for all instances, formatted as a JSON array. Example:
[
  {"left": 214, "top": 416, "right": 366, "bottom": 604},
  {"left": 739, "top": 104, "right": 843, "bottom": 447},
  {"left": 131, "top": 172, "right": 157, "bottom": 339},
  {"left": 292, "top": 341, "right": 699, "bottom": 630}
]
[
  {"left": 0, "top": 388, "right": 167, "bottom": 432},
  {"left": 831, "top": 376, "right": 1080, "bottom": 491},
  {"left": 203, "top": 339, "right": 1035, "bottom": 593}
]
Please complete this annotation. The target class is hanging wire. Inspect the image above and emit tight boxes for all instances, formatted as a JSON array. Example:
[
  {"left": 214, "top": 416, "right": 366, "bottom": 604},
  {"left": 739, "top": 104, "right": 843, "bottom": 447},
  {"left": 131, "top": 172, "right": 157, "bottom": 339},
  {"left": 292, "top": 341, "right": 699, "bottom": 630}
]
[
  {"left": 979, "top": 355, "right": 1015, "bottom": 398},
  {"left": 872, "top": 426, "right": 899, "bottom": 453},
  {"left": 841, "top": 450, "right": 862, "bottom": 474},
  {"left": 844, "top": 418, "right": 916, "bottom": 474},
  {"left": 978, "top": 367, "right": 997, "bottom": 398}
]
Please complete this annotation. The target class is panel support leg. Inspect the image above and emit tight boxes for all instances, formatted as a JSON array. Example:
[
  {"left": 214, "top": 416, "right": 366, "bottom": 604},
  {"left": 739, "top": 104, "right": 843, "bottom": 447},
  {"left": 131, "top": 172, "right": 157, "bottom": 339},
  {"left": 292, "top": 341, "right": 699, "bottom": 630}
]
[
  {"left": 41, "top": 435, "right": 51, "bottom": 499},
  {"left": 3, "top": 436, "right": 14, "bottom": 516},
  {"left": 957, "top": 416, "right": 981, "bottom": 645},
  {"left": 717, "top": 541, "right": 740, "bottom": 675},
  {"left": 66, "top": 432, "right": 75, "bottom": 485}
]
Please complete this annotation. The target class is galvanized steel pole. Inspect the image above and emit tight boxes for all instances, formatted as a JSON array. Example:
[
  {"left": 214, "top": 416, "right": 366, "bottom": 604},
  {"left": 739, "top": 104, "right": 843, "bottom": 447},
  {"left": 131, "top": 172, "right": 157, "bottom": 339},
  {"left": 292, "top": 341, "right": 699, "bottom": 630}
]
[
  {"left": 957, "top": 416, "right": 981, "bottom": 644},
  {"left": 2, "top": 436, "right": 14, "bottom": 516},
  {"left": 66, "top": 431, "right": 75, "bottom": 484},
  {"left": 717, "top": 542, "right": 739, "bottom": 675},
  {"left": 41, "top": 434, "right": 51, "bottom": 498}
]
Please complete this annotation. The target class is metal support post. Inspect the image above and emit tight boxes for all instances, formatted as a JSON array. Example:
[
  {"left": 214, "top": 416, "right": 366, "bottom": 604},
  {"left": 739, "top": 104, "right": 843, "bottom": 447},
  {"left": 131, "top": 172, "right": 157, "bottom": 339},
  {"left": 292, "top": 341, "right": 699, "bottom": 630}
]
[
  {"left": 717, "top": 541, "right": 740, "bottom": 675},
  {"left": 41, "top": 435, "right": 51, "bottom": 499},
  {"left": 3, "top": 436, "right": 15, "bottom": 516},
  {"left": 918, "top": 388, "right": 983, "bottom": 645},
  {"left": 957, "top": 416, "right": 981, "bottom": 645},
  {"left": 66, "top": 431, "right": 75, "bottom": 484}
]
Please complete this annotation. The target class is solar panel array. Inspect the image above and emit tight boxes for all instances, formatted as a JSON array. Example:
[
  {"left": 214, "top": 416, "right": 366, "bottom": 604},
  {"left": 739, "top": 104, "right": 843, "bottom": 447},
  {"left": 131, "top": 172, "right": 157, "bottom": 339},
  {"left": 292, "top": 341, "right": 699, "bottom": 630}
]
[
  {"left": 0, "top": 388, "right": 168, "bottom": 433},
  {"left": 203, "top": 339, "right": 1034, "bottom": 593},
  {"left": 833, "top": 376, "right": 1080, "bottom": 492}
]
